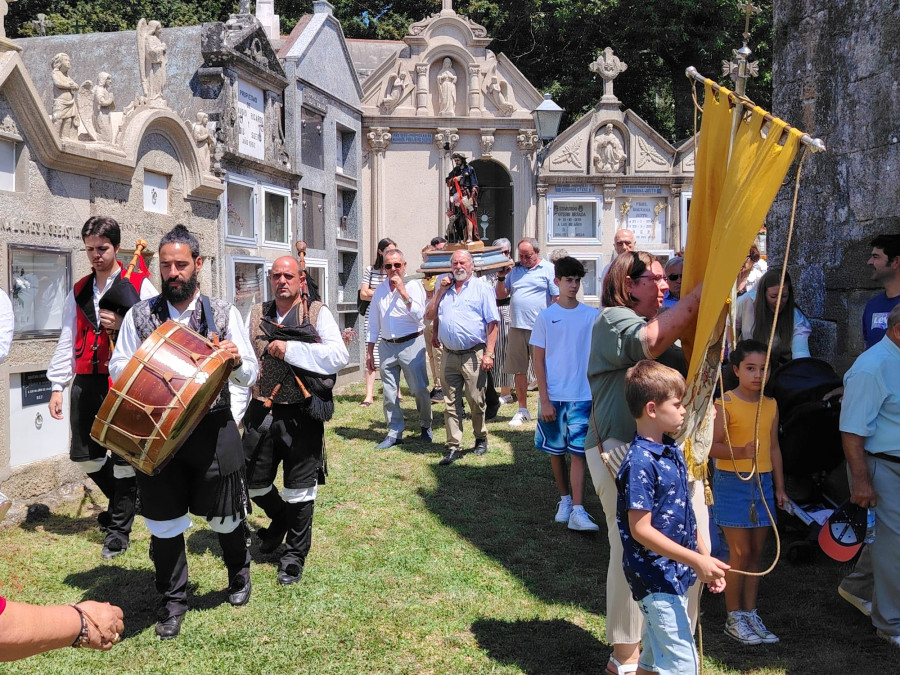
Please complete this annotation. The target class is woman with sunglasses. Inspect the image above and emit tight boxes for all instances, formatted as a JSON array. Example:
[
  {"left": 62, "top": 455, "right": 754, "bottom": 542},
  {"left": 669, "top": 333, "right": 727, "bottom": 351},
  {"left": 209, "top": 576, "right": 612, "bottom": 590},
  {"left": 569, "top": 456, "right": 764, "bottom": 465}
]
[
  {"left": 584, "top": 250, "right": 706, "bottom": 675},
  {"left": 359, "top": 238, "right": 397, "bottom": 407}
]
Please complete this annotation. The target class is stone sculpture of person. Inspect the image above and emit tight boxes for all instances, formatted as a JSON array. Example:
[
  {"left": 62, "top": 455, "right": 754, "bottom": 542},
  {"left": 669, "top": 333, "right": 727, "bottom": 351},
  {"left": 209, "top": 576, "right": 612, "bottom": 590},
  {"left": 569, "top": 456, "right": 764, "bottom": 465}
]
[
  {"left": 93, "top": 72, "right": 115, "bottom": 143},
  {"left": 51, "top": 53, "right": 80, "bottom": 141},
  {"left": 191, "top": 112, "right": 214, "bottom": 173},
  {"left": 379, "top": 70, "right": 408, "bottom": 114},
  {"left": 593, "top": 123, "right": 626, "bottom": 173},
  {"left": 138, "top": 19, "right": 168, "bottom": 105},
  {"left": 484, "top": 74, "right": 515, "bottom": 116},
  {"left": 437, "top": 58, "right": 457, "bottom": 116}
]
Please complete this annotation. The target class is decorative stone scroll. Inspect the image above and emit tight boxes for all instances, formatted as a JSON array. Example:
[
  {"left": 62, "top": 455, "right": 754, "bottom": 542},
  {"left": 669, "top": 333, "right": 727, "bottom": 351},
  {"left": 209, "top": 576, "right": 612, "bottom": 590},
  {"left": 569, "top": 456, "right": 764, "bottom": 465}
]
[
  {"left": 367, "top": 127, "right": 392, "bottom": 155},
  {"left": 434, "top": 127, "right": 459, "bottom": 153},
  {"left": 516, "top": 128, "right": 539, "bottom": 156}
]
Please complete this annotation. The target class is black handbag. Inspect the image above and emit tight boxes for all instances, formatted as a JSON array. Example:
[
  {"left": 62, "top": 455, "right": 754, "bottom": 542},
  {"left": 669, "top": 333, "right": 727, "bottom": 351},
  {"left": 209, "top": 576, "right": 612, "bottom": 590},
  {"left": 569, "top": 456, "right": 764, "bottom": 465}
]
[{"left": 357, "top": 290, "right": 370, "bottom": 317}]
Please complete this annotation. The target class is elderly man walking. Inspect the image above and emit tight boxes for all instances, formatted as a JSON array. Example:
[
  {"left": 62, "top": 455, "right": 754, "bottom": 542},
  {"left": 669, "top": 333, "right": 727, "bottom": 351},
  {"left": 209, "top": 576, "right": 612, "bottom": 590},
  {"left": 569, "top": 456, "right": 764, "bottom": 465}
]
[
  {"left": 495, "top": 238, "right": 558, "bottom": 426},
  {"left": 367, "top": 248, "right": 433, "bottom": 449},
  {"left": 839, "top": 304, "right": 900, "bottom": 648},
  {"left": 427, "top": 250, "right": 499, "bottom": 465}
]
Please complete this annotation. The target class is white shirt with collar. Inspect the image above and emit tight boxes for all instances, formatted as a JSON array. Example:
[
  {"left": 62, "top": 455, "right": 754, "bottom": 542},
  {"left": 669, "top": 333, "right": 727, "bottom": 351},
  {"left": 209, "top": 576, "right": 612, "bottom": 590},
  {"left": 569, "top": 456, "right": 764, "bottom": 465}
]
[
  {"left": 48, "top": 271, "right": 157, "bottom": 391},
  {"left": 255, "top": 303, "right": 350, "bottom": 376},
  {"left": 367, "top": 277, "right": 426, "bottom": 343},
  {"left": 110, "top": 292, "right": 258, "bottom": 424}
]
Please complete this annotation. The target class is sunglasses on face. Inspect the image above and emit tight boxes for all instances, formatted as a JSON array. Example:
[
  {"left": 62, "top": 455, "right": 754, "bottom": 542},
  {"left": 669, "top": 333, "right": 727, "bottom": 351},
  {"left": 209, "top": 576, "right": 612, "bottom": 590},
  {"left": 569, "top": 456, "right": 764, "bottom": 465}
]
[
  {"left": 501, "top": 250, "right": 511, "bottom": 255},
  {"left": 637, "top": 274, "right": 666, "bottom": 285},
  {"left": 666, "top": 274, "right": 682, "bottom": 281},
  {"left": 383, "top": 262, "right": 403, "bottom": 270}
]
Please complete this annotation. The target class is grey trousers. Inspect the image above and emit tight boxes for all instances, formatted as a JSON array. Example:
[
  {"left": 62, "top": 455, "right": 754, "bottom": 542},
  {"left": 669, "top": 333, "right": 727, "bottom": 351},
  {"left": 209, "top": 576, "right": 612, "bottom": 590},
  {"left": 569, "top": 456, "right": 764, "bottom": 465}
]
[
  {"left": 379, "top": 335, "right": 432, "bottom": 436},
  {"left": 869, "top": 454, "right": 900, "bottom": 636}
]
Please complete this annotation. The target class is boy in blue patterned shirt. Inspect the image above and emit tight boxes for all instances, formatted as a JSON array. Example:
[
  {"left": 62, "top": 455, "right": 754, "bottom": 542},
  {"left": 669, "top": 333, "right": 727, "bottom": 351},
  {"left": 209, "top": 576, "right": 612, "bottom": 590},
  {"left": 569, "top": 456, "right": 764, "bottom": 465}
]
[{"left": 616, "top": 360, "right": 729, "bottom": 674}]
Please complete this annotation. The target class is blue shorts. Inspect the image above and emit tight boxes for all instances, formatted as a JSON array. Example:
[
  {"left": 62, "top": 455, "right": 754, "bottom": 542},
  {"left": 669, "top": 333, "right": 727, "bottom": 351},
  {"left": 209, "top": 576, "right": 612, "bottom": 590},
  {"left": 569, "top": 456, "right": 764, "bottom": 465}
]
[
  {"left": 712, "top": 470, "right": 777, "bottom": 528},
  {"left": 534, "top": 400, "right": 591, "bottom": 456},
  {"left": 637, "top": 592, "right": 699, "bottom": 674}
]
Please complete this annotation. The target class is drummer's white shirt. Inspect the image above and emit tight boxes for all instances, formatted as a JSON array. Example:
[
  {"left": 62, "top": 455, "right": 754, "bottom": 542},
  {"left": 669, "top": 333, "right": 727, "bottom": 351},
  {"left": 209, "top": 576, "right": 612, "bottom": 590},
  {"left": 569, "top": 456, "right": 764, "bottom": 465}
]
[
  {"left": 110, "top": 292, "right": 259, "bottom": 425},
  {"left": 48, "top": 272, "right": 157, "bottom": 391}
]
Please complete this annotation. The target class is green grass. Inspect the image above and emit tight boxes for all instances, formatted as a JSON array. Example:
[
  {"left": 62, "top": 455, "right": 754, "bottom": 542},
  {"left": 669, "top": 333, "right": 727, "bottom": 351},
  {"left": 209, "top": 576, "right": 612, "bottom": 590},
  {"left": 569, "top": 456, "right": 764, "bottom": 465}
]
[{"left": 1, "top": 384, "right": 895, "bottom": 673}]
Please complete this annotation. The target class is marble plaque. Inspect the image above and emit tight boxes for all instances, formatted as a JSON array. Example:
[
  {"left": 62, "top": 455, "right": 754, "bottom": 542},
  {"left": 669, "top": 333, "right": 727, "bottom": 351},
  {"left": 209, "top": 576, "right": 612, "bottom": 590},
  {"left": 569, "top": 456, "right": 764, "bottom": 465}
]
[
  {"left": 237, "top": 79, "right": 266, "bottom": 160},
  {"left": 551, "top": 200, "right": 597, "bottom": 239}
]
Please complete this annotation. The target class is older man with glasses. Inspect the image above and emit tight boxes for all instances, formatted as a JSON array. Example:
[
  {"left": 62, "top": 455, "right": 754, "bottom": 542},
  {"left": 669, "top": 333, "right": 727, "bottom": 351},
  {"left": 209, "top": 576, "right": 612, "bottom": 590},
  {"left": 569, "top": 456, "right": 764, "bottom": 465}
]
[
  {"left": 367, "top": 249, "right": 433, "bottom": 449},
  {"left": 662, "top": 256, "right": 684, "bottom": 309}
]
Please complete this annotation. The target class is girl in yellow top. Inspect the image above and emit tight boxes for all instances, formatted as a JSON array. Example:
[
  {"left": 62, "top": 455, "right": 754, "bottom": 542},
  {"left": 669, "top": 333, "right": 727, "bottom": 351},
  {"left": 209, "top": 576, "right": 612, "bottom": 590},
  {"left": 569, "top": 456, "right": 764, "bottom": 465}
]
[{"left": 711, "top": 340, "right": 787, "bottom": 646}]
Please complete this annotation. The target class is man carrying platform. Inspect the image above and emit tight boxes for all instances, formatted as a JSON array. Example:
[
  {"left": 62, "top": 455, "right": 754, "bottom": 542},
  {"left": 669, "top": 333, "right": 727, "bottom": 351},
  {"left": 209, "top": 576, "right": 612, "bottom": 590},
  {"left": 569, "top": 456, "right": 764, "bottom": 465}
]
[
  {"left": 48, "top": 216, "right": 156, "bottom": 560},
  {"left": 110, "top": 225, "right": 258, "bottom": 640},
  {"left": 242, "top": 254, "right": 348, "bottom": 585}
]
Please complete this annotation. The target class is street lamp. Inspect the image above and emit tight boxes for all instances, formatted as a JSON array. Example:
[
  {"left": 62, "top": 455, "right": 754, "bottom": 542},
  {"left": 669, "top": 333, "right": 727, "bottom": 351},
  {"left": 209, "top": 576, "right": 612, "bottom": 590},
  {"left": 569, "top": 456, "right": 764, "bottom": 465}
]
[{"left": 531, "top": 93, "right": 563, "bottom": 165}]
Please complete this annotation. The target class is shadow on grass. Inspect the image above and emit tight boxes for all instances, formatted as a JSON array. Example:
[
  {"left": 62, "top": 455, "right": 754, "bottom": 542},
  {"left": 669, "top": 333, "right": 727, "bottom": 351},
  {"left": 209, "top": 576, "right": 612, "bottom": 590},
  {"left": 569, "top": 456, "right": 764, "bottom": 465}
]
[
  {"left": 420, "top": 425, "right": 607, "bottom": 614},
  {"left": 186, "top": 526, "right": 282, "bottom": 568},
  {"left": 18, "top": 492, "right": 109, "bottom": 538},
  {"left": 472, "top": 617, "right": 608, "bottom": 675},
  {"left": 64, "top": 566, "right": 157, "bottom": 637}
]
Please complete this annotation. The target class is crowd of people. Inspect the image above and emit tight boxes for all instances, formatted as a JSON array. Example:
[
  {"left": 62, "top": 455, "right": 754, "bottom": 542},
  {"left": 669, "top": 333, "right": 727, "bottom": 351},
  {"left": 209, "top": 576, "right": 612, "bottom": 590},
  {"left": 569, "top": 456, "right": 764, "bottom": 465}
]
[{"left": 1, "top": 219, "right": 898, "bottom": 670}]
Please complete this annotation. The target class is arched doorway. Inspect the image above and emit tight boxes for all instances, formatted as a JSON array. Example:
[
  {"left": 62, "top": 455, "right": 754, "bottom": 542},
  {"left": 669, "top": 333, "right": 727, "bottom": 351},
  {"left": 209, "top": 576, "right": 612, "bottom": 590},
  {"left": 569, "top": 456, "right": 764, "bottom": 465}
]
[{"left": 470, "top": 159, "right": 513, "bottom": 245}]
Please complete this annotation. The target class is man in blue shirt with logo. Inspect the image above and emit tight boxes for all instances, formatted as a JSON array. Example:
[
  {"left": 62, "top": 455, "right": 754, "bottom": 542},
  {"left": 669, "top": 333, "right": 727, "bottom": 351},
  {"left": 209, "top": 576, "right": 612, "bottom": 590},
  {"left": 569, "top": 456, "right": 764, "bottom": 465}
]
[{"left": 862, "top": 234, "right": 900, "bottom": 349}]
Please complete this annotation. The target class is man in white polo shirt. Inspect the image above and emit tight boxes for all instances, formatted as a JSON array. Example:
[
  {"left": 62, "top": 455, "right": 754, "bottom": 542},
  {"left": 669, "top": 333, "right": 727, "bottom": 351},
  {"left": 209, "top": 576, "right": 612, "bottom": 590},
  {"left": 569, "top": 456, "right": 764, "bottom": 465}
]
[
  {"left": 367, "top": 248, "right": 433, "bottom": 449},
  {"left": 496, "top": 237, "right": 558, "bottom": 426}
]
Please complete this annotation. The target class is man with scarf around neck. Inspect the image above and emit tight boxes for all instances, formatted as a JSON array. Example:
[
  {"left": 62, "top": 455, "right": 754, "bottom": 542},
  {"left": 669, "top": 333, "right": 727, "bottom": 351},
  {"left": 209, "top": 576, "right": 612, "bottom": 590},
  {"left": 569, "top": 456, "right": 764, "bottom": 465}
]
[
  {"left": 48, "top": 216, "right": 156, "bottom": 560},
  {"left": 110, "top": 225, "right": 258, "bottom": 640},
  {"left": 242, "top": 256, "right": 348, "bottom": 585}
]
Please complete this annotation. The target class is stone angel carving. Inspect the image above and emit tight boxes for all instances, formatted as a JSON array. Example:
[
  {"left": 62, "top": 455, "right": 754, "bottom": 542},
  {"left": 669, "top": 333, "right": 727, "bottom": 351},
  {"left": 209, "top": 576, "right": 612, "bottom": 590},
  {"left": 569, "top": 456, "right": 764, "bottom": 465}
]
[
  {"left": 76, "top": 73, "right": 116, "bottom": 143},
  {"left": 593, "top": 124, "right": 626, "bottom": 173},
  {"left": 187, "top": 112, "right": 214, "bottom": 174},
  {"left": 137, "top": 18, "right": 168, "bottom": 106},
  {"left": 51, "top": 53, "right": 82, "bottom": 141},
  {"left": 378, "top": 67, "right": 412, "bottom": 115},
  {"left": 484, "top": 72, "right": 515, "bottom": 117}
]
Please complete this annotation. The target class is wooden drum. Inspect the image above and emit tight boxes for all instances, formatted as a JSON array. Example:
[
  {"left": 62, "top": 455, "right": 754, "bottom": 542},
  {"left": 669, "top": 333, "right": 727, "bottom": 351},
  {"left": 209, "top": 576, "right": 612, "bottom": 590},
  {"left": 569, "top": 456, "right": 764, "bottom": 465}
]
[{"left": 91, "top": 320, "right": 234, "bottom": 475}]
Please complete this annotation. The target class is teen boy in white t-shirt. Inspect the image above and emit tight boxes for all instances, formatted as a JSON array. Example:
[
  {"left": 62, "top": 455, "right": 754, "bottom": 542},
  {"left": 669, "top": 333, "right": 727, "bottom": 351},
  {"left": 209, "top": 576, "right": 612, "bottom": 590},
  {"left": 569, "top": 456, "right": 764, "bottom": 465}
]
[{"left": 530, "top": 257, "right": 600, "bottom": 531}]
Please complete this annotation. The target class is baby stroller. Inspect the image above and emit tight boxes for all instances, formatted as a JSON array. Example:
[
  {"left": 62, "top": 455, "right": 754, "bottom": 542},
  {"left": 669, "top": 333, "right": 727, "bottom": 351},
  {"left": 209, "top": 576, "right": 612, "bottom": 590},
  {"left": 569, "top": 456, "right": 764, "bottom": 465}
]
[{"left": 765, "top": 357, "right": 849, "bottom": 562}]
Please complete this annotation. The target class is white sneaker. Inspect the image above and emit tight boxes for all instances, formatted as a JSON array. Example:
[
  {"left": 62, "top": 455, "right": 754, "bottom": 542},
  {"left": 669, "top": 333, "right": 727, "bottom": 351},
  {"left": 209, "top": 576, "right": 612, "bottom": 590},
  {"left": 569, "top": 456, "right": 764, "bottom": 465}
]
[
  {"left": 508, "top": 409, "right": 531, "bottom": 427},
  {"left": 744, "top": 610, "right": 779, "bottom": 644},
  {"left": 498, "top": 394, "right": 514, "bottom": 405},
  {"left": 554, "top": 498, "right": 573, "bottom": 523},
  {"left": 724, "top": 613, "right": 762, "bottom": 645},
  {"left": 838, "top": 586, "right": 872, "bottom": 617},
  {"left": 568, "top": 507, "right": 600, "bottom": 532}
]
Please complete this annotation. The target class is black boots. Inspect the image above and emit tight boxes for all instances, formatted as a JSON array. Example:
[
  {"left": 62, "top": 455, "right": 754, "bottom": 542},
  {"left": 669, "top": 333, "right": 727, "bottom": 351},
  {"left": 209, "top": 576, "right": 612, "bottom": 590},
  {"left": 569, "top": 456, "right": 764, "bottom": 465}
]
[
  {"left": 252, "top": 487, "right": 289, "bottom": 554},
  {"left": 88, "top": 460, "right": 136, "bottom": 559},
  {"left": 150, "top": 533, "right": 189, "bottom": 637},
  {"left": 278, "top": 501, "right": 314, "bottom": 585}
]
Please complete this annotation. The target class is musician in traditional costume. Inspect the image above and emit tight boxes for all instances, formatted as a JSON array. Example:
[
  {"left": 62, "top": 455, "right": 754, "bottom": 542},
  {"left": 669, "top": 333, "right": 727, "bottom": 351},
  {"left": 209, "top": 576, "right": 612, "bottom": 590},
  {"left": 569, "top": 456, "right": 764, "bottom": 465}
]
[
  {"left": 243, "top": 253, "right": 348, "bottom": 585},
  {"left": 445, "top": 153, "right": 478, "bottom": 243},
  {"left": 48, "top": 216, "right": 156, "bottom": 560},
  {"left": 109, "top": 225, "right": 258, "bottom": 640}
]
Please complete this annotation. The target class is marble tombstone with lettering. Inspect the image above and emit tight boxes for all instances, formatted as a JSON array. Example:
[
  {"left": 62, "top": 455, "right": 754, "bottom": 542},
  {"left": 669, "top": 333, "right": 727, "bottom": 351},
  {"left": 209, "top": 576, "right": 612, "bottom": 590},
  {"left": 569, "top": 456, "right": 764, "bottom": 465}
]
[
  {"left": 539, "top": 47, "right": 695, "bottom": 280},
  {"left": 348, "top": 5, "right": 544, "bottom": 263}
]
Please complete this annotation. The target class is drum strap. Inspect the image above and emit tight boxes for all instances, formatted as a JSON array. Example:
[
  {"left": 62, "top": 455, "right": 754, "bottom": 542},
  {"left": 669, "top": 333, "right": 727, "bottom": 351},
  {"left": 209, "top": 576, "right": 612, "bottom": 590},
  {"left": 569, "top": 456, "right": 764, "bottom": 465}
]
[{"left": 200, "top": 294, "right": 218, "bottom": 343}]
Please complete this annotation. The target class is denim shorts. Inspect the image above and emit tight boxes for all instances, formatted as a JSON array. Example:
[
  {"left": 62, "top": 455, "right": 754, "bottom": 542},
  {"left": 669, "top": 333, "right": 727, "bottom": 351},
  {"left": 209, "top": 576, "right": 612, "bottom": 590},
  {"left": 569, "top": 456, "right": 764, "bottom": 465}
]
[
  {"left": 534, "top": 400, "right": 591, "bottom": 456},
  {"left": 712, "top": 469, "right": 776, "bottom": 528},
  {"left": 637, "top": 592, "right": 699, "bottom": 674}
]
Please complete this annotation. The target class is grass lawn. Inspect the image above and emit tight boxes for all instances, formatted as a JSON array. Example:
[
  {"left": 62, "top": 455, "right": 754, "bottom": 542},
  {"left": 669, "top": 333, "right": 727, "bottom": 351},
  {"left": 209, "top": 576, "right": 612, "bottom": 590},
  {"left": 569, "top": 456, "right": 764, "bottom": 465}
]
[{"left": 0, "top": 384, "right": 894, "bottom": 673}]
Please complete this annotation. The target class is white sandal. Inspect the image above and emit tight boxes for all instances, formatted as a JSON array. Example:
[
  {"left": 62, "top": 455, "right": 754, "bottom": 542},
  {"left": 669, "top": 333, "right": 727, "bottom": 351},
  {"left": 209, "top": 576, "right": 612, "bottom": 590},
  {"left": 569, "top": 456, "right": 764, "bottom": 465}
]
[{"left": 607, "top": 656, "right": 639, "bottom": 675}]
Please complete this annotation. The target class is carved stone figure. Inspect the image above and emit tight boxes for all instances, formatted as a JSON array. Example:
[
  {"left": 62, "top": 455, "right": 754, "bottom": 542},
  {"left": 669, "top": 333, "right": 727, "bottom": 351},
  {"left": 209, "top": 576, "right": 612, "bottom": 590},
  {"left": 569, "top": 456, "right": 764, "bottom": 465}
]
[
  {"left": 379, "top": 69, "right": 410, "bottom": 115},
  {"left": 137, "top": 19, "right": 168, "bottom": 106},
  {"left": 437, "top": 58, "right": 457, "bottom": 116},
  {"left": 190, "top": 112, "right": 214, "bottom": 173},
  {"left": 51, "top": 53, "right": 80, "bottom": 141},
  {"left": 551, "top": 137, "right": 583, "bottom": 169},
  {"left": 93, "top": 73, "right": 115, "bottom": 142},
  {"left": 593, "top": 124, "right": 626, "bottom": 173},
  {"left": 0, "top": 0, "right": 9, "bottom": 40},
  {"left": 484, "top": 74, "right": 515, "bottom": 116}
]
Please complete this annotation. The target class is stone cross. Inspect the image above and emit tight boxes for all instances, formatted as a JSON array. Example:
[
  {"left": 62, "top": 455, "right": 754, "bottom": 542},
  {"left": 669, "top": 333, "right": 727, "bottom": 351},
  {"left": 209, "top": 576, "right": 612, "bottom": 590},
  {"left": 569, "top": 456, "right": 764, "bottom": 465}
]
[
  {"left": 441, "top": 0, "right": 453, "bottom": 12},
  {"left": 31, "top": 13, "right": 52, "bottom": 36},
  {"left": 738, "top": 2, "right": 761, "bottom": 46},
  {"left": 589, "top": 47, "right": 627, "bottom": 103}
]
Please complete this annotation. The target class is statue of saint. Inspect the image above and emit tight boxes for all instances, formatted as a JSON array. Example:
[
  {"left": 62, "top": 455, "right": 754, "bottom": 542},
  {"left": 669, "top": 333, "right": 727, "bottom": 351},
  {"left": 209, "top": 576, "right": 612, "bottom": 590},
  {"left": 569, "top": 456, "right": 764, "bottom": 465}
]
[
  {"left": 93, "top": 73, "right": 115, "bottom": 143},
  {"left": 445, "top": 153, "right": 479, "bottom": 243},
  {"left": 191, "top": 112, "right": 214, "bottom": 173},
  {"left": 593, "top": 123, "right": 626, "bottom": 173},
  {"left": 484, "top": 74, "right": 515, "bottom": 116},
  {"left": 137, "top": 19, "right": 168, "bottom": 105},
  {"left": 51, "top": 53, "right": 80, "bottom": 141},
  {"left": 379, "top": 70, "right": 409, "bottom": 114},
  {"left": 437, "top": 58, "right": 457, "bottom": 116}
]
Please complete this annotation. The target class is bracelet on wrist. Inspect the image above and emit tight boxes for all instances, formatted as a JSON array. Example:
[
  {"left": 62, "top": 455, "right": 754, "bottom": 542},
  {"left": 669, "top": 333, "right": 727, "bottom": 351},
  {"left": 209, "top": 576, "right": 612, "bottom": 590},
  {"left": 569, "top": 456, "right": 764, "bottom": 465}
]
[{"left": 70, "top": 604, "right": 89, "bottom": 648}]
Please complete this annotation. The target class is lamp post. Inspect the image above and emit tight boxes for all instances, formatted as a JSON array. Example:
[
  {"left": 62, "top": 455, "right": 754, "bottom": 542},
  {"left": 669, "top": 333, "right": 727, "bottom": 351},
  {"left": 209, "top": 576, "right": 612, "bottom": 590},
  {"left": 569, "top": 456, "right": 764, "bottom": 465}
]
[{"left": 531, "top": 93, "right": 563, "bottom": 166}]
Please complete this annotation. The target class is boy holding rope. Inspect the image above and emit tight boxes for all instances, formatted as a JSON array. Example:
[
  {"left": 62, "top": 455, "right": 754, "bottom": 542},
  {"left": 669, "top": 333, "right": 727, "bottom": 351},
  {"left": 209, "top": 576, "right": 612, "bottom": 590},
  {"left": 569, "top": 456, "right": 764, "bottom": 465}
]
[{"left": 617, "top": 360, "right": 728, "bottom": 675}]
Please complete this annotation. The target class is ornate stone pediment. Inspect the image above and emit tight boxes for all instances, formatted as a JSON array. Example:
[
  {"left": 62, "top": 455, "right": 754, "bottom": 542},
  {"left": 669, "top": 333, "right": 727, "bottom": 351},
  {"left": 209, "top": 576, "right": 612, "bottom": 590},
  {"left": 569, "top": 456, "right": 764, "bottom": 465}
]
[{"left": 201, "top": 15, "right": 288, "bottom": 87}]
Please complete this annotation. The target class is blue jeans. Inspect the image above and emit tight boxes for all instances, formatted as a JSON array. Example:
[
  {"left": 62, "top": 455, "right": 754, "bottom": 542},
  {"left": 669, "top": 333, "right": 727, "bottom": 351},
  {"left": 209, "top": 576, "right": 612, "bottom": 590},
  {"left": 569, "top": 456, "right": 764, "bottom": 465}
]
[{"left": 637, "top": 592, "right": 699, "bottom": 675}]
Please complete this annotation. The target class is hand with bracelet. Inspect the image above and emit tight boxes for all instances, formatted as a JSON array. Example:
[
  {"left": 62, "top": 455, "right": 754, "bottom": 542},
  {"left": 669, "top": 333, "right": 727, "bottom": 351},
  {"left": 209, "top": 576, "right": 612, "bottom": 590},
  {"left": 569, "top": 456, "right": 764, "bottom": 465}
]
[{"left": 0, "top": 598, "right": 124, "bottom": 662}]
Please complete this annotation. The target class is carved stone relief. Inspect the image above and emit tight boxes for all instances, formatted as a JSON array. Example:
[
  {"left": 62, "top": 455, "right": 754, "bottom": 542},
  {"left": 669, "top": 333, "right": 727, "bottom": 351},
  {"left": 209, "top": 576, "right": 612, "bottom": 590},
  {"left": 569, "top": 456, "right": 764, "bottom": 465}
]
[
  {"left": 379, "top": 67, "right": 412, "bottom": 115},
  {"left": 367, "top": 127, "right": 392, "bottom": 154},
  {"left": 0, "top": 114, "right": 17, "bottom": 136},
  {"left": 137, "top": 18, "right": 168, "bottom": 108},
  {"left": 480, "top": 128, "right": 495, "bottom": 157},
  {"left": 434, "top": 127, "right": 459, "bottom": 153},
  {"left": 50, "top": 53, "right": 80, "bottom": 141},
  {"left": 76, "top": 73, "right": 115, "bottom": 143},
  {"left": 188, "top": 112, "right": 215, "bottom": 174},
  {"left": 484, "top": 71, "right": 515, "bottom": 116},
  {"left": 516, "top": 128, "right": 539, "bottom": 156},
  {"left": 551, "top": 136, "right": 583, "bottom": 170},
  {"left": 592, "top": 123, "right": 626, "bottom": 174},
  {"left": 265, "top": 92, "right": 290, "bottom": 169},
  {"left": 636, "top": 136, "right": 669, "bottom": 171}
]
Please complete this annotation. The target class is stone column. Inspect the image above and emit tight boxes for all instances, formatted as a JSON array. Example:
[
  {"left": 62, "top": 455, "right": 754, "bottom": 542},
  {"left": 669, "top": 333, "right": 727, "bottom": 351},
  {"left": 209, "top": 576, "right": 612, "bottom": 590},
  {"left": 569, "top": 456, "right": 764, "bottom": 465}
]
[
  {"left": 434, "top": 128, "right": 459, "bottom": 237},
  {"left": 535, "top": 185, "right": 548, "bottom": 243},
  {"left": 467, "top": 64, "right": 482, "bottom": 116},
  {"left": 415, "top": 63, "right": 429, "bottom": 116},
  {"left": 517, "top": 129, "right": 540, "bottom": 240},
  {"left": 367, "top": 127, "right": 391, "bottom": 243}
]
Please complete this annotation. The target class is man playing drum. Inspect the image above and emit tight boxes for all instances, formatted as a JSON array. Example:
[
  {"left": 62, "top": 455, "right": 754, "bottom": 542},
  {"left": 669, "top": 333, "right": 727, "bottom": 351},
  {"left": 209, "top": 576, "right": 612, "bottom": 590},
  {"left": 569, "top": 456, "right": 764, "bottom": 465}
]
[
  {"left": 110, "top": 225, "right": 258, "bottom": 640},
  {"left": 242, "top": 255, "right": 348, "bottom": 585},
  {"left": 48, "top": 216, "right": 156, "bottom": 560}
]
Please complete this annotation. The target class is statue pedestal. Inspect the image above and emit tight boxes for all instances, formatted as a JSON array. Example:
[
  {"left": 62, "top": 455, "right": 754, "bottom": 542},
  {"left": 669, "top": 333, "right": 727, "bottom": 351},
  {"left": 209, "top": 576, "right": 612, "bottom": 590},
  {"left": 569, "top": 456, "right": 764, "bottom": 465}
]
[{"left": 0, "top": 38, "right": 22, "bottom": 53}]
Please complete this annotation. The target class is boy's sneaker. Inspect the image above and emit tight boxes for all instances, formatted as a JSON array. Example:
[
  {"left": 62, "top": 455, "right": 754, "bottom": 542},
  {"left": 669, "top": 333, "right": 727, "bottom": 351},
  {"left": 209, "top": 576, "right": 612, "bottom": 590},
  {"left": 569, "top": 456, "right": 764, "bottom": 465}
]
[
  {"left": 554, "top": 498, "right": 573, "bottom": 524},
  {"left": 744, "top": 610, "right": 779, "bottom": 644},
  {"left": 568, "top": 507, "right": 600, "bottom": 532},
  {"left": 498, "top": 394, "right": 514, "bottom": 405},
  {"left": 508, "top": 409, "right": 531, "bottom": 427},
  {"left": 724, "top": 613, "right": 762, "bottom": 645}
]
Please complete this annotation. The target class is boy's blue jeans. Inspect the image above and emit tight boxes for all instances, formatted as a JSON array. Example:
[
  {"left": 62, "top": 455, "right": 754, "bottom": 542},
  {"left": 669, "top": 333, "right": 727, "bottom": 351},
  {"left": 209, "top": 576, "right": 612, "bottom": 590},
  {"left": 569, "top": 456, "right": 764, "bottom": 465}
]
[{"left": 637, "top": 592, "right": 699, "bottom": 675}]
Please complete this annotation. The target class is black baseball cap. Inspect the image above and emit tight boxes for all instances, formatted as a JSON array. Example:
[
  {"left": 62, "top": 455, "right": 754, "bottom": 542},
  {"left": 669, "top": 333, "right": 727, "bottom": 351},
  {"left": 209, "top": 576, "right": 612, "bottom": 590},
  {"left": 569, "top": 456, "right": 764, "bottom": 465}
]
[{"left": 818, "top": 501, "right": 868, "bottom": 562}]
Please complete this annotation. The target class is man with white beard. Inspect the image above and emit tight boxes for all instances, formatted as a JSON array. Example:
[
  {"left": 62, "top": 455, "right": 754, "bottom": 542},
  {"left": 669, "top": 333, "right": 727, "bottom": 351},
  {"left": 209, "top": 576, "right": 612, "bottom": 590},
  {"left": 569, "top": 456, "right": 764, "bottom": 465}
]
[{"left": 426, "top": 250, "right": 500, "bottom": 465}]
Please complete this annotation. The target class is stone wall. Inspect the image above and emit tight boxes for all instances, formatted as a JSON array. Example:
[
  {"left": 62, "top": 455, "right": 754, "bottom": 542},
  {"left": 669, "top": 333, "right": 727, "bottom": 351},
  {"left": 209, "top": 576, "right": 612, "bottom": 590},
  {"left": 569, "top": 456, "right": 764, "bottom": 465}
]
[{"left": 770, "top": 0, "right": 900, "bottom": 372}]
